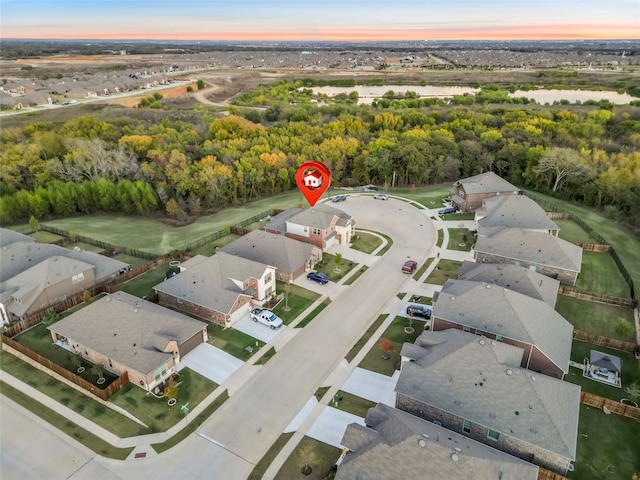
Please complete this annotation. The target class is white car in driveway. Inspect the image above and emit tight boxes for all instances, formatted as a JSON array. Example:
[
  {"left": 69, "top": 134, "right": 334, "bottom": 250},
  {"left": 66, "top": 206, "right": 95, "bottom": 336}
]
[{"left": 250, "top": 308, "right": 284, "bottom": 329}]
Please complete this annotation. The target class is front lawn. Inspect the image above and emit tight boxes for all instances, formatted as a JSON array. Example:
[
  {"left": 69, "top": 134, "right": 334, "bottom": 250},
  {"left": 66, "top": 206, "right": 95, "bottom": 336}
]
[
  {"left": 446, "top": 228, "right": 474, "bottom": 251},
  {"left": 314, "top": 253, "right": 357, "bottom": 282},
  {"left": 109, "top": 368, "right": 216, "bottom": 433},
  {"left": 575, "top": 252, "right": 631, "bottom": 298},
  {"left": 442, "top": 212, "right": 475, "bottom": 221},
  {"left": 412, "top": 258, "right": 434, "bottom": 280},
  {"left": 555, "top": 296, "right": 636, "bottom": 342},
  {"left": 350, "top": 231, "right": 382, "bottom": 254},
  {"left": 358, "top": 316, "right": 426, "bottom": 376},
  {"left": 566, "top": 340, "right": 640, "bottom": 401},
  {"left": 207, "top": 324, "right": 265, "bottom": 359},
  {"left": 569, "top": 404, "right": 640, "bottom": 480},
  {"left": 275, "top": 436, "right": 341, "bottom": 480},
  {"left": 331, "top": 391, "right": 376, "bottom": 417},
  {"left": 248, "top": 432, "right": 295, "bottom": 480},
  {"left": 118, "top": 261, "right": 174, "bottom": 298},
  {"left": 424, "top": 259, "right": 463, "bottom": 285},
  {"left": 273, "top": 282, "right": 321, "bottom": 325}
]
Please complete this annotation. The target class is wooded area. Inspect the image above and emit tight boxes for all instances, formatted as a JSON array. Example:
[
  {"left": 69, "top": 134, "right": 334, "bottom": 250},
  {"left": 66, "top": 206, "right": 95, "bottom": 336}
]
[{"left": 2, "top": 78, "right": 639, "bottom": 228}]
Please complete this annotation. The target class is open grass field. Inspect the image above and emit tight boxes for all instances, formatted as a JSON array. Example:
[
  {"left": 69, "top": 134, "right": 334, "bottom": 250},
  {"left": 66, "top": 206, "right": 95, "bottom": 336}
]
[
  {"left": 446, "top": 228, "right": 474, "bottom": 251},
  {"left": 576, "top": 252, "right": 631, "bottom": 298},
  {"left": 555, "top": 296, "right": 636, "bottom": 341},
  {"left": 424, "top": 259, "right": 463, "bottom": 285},
  {"left": 41, "top": 191, "right": 303, "bottom": 254},
  {"left": 0, "top": 351, "right": 148, "bottom": 437},
  {"left": 389, "top": 185, "right": 451, "bottom": 208},
  {"left": 555, "top": 219, "right": 598, "bottom": 244},
  {"left": 569, "top": 404, "right": 640, "bottom": 480},
  {"left": 109, "top": 368, "right": 216, "bottom": 433},
  {"left": 566, "top": 340, "right": 640, "bottom": 401},
  {"left": 358, "top": 316, "right": 426, "bottom": 376},
  {"left": 0, "top": 380, "right": 133, "bottom": 460},
  {"left": 272, "top": 282, "right": 321, "bottom": 325},
  {"left": 275, "top": 436, "right": 341, "bottom": 480},
  {"left": 526, "top": 191, "right": 640, "bottom": 295}
]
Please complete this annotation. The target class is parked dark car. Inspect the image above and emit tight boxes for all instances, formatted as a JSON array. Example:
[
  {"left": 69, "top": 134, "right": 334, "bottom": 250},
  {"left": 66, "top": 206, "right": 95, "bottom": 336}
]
[
  {"left": 438, "top": 205, "right": 459, "bottom": 215},
  {"left": 307, "top": 271, "right": 329, "bottom": 284},
  {"left": 332, "top": 194, "right": 347, "bottom": 202},
  {"left": 406, "top": 305, "right": 432, "bottom": 319}
]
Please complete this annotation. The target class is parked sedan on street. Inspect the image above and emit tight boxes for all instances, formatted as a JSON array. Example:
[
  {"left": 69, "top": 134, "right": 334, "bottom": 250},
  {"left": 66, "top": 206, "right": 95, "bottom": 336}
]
[
  {"left": 307, "top": 271, "right": 329, "bottom": 284},
  {"left": 331, "top": 194, "right": 347, "bottom": 202},
  {"left": 373, "top": 194, "right": 389, "bottom": 200}
]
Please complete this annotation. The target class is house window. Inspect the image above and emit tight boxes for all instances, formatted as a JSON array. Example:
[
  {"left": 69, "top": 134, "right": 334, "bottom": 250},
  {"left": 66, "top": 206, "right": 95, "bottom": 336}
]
[
  {"left": 463, "top": 420, "right": 472, "bottom": 433},
  {"left": 462, "top": 325, "right": 471, "bottom": 332},
  {"left": 265, "top": 286, "right": 273, "bottom": 297},
  {"left": 515, "top": 261, "right": 521, "bottom": 267},
  {"left": 304, "top": 227, "right": 308, "bottom": 233},
  {"left": 475, "top": 329, "right": 483, "bottom": 336},
  {"left": 161, "top": 367, "right": 167, "bottom": 376},
  {"left": 177, "top": 297, "right": 183, "bottom": 304},
  {"left": 72, "top": 272, "right": 85, "bottom": 284},
  {"left": 495, "top": 335, "right": 503, "bottom": 342},
  {"left": 264, "top": 273, "right": 272, "bottom": 284},
  {"left": 487, "top": 430, "right": 500, "bottom": 441},
  {"left": 313, "top": 228, "right": 321, "bottom": 235}
]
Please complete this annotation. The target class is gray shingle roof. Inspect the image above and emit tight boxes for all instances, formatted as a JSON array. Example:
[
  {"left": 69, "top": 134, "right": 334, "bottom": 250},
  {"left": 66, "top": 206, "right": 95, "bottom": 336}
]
[
  {"left": 265, "top": 208, "right": 303, "bottom": 233},
  {"left": 220, "top": 230, "right": 316, "bottom": 274},
  {"left": 474, "top": 228, "right": 582, "bottom": 273},
  {"left": 434, "top": 279, "right": 573, "bottom": 373},
  {"left": 454, "top": 172, "right": 519, "bottom": 195},
  {"left": 0, "top": 238, "right": 128, "bottom": 283},
  {"left": 337, "top": 403, "right": 539, "bottom": 480},
  {"left": 476, "top": 195, "right": 559, "bottom": 234},
  {"left": 0, "top": 228, "right": 34, "bottom": 247},
  {"left": 48, "top": 292, "right": 206, "bottom": 375},
  {"left": 288, "top": 203, "right": 353, "bottom": 230},
  {"left": 153, "top": 251, "right": 269, "bottom": 315},
  {"left": 457, "top": 261, "right": 560, "bottom": 307},
  {"left": 395, "top": 329, "right": 580, "bottom": 461}
]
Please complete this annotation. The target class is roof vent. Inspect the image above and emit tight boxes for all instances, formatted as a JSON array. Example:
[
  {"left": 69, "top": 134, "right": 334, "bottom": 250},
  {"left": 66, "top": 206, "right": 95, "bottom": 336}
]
[
  {"left": 450, "top": 453, "right": 459, "bottom": 462},
  {"left": 134, "top": 308, "right": 138, "bottom": 313},
  {"left": 450, "top": 296, "right": 455, "bottom": 301},
  {"left": 418, "top": 439, "right": 427, "bottom": 448},
  {"left": 454, "top": 447, "right": 461, "bottom": 453},
  {"left": 479, "top": 339, "right": 485, "bottom": 345},
  {"left": 422, "top": 433, "right": 430, "bottom": 439},
  {"left": 531, "top": 375, "right": 536, "bottom": 381},
  {"left": 486, "top": 284, "right": 491, "bottom": 289}
]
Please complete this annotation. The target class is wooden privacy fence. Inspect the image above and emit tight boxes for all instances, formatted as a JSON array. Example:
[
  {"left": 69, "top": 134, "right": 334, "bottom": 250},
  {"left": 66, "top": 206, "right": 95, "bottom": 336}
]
[
  {"left": 559, "top": 285, "right": 636, "bottom": 308},
  {"left": 230, "top": 226, "right": 251, "bottom": 236},
  {"left": 574, "top": 243, "right": 611, "bottom": 252},
  {"left": 580, "top": 391, "right": 640, "bottom": 421},
  {"left": 1, "top": 335, "right": 129, "bottom": 401},
  {"left": 573, "top": 330, "right": 637, "bottom": 353},
  {"left": 538, "top": 468, "right": 567, "bottom": 480}
]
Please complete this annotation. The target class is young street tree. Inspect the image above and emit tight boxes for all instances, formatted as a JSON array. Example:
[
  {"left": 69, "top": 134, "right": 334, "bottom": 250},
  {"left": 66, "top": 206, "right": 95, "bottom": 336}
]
[{"left": 534, "top": 147, "right": 591, "bottom": 193}]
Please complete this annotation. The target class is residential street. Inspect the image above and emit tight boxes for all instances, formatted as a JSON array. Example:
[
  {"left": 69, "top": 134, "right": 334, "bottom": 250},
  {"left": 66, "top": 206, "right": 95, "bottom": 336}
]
[{"left": 2, "top": 196, "right": 437, "bottom": 479}]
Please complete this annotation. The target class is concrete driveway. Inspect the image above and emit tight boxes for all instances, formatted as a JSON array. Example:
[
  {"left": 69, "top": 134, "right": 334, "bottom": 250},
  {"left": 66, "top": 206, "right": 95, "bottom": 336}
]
[
  {"left": 233, "top": 313, "right": 285, "bottom": 343},
  {"left": 340, "top": 367, "right": 399, "bottom": 406},
  {"left": 177, "top": 343, "right": 244, "bottom": 384},
  {"left": 306, "top": 406, "right": 365, "bottom": 448}
]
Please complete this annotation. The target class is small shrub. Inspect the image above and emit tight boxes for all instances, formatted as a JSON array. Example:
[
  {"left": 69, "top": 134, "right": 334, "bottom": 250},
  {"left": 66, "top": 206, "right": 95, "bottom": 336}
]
[
  {"left": 380, "top": 339, "right": 393, "bottom": 354},
  {"left": 616, "top": 318, "right": 634, "bottom": 337}
]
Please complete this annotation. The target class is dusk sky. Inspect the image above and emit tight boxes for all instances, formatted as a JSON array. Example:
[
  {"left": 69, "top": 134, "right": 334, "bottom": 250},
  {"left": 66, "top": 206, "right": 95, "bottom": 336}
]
[{"left": 1, "top": 0, "right": 638, "bottom": 41}]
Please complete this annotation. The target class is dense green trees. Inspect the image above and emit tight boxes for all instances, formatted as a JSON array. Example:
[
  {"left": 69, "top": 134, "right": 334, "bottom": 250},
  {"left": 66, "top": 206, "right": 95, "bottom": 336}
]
[{"left": 1, "top": 89, "right": 640, "bottom": 228}]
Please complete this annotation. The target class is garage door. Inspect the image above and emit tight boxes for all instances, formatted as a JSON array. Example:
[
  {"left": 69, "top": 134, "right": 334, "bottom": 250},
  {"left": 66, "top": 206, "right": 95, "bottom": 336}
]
[
  {"left": 179, "top": 331, "right": 203, "bottom": 357},
  {"left": 229, "top": 302, "right": 251, "bottom": 325}
]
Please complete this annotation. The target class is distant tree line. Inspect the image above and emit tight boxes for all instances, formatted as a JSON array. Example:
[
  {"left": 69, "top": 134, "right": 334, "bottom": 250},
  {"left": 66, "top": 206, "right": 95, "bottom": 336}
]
[{"left": 1, "top": 84, "right": 639, "bottom": 228}]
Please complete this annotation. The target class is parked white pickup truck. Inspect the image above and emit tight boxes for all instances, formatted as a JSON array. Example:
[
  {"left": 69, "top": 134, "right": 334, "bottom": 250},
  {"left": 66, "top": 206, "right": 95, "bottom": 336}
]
[{"left": 250, "top": 308, "right": 284, "bottom": 329}]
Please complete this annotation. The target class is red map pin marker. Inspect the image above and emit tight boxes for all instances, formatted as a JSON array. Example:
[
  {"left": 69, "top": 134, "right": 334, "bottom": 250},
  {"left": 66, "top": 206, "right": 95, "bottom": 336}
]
[{"left": 295, "top": 161, "right": 331, "bottom": 207}]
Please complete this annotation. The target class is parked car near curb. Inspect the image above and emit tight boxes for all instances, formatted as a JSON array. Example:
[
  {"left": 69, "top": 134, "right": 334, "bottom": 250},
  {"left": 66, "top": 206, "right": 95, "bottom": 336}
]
[
  {"left": 373, "top": 194, "right": 389, "bottom": 200},
  {"left": 438, "top": 205, "right": 459, "bottom": 215},
  {"left": 402, "top": 260, "right": 417, "bottom": 273},
  {"left": 332, "top": 194, "right": 347, "bottom": 202}
]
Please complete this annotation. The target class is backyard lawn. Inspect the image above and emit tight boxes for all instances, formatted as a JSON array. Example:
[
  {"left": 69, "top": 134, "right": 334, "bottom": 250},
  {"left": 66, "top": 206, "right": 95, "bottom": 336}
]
[
  {"left": 30, "top": 230, "right": 66, "bottom": 243},
  {"left": 275, "top": 436, "right": 341, "bottom": 480},
  {"left": 555, "top": 219, "right": 598, "bottom": 244},
  {"left": 569, "top": 404, "right": 640, "bottom": 480},
  {"left": 118, "top": 261, "right": 175, "bottom": 298},
  {"left": 188, "top": 233, "right": 240, "bottom": 256},
  {"left": 575, "top": 252, "right": 631, "bottom": 298},
  {"left": 566, "top": 340, "right": 640, "bottom": 402},
  {"left": 350, "top": 231, "right": 382, "bottom": 254},
  {"left": 424, "top": 259, "right": 463, "bottom": 285},
  {"left": 109, "top": 368, "right": 217, "bottom": 433},
  {"left": 0, "top": 351, "right": 149, "bottom": 437},
  {"left": 207, "top": 324, "right": 265, "bottom": 359},
  {"left": 273, "top": 282, "right": 321, "bottom": 325},
  {"left": 555, "top": 296, "right": 636, "bottom": 342},
  {"left": 446, "top": 228, "right": 474, "bottom": 251},
  {"left": 358, "top": 316, "right": 426, "bottom": 376}
]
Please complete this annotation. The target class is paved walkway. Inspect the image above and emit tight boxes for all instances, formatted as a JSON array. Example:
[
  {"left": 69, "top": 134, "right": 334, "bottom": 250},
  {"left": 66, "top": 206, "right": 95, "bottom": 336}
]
[{"left": 2, "top": 195, "right": 481, "bottom": 479}]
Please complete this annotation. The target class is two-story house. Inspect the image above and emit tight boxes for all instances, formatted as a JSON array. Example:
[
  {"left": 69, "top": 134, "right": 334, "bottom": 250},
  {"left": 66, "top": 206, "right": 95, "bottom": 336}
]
[{"left": 450, "top": 172, "right": 520, "bottom": 212}]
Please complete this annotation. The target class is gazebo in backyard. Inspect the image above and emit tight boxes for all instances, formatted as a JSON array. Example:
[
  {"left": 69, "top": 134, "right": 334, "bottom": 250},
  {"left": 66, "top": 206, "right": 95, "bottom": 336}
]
[{"left": 584, "top": 350, "right": 622, "bottom": 387}]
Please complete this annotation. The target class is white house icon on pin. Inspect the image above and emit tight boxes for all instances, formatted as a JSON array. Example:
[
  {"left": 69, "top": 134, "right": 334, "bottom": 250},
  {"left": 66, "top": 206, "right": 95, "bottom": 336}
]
[{"left": 303, "top": 170, "right": 323, "bottom": 188}]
